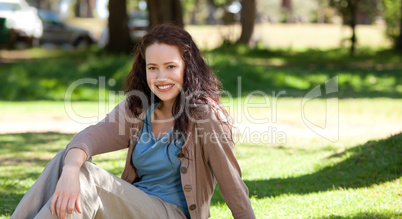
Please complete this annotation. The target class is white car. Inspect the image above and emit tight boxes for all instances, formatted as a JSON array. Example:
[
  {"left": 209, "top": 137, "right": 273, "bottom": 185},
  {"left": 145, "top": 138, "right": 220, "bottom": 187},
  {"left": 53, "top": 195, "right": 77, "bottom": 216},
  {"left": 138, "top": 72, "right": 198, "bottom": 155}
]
[{"left": 0, "top": 0, "right": 43, "bottom": 46}]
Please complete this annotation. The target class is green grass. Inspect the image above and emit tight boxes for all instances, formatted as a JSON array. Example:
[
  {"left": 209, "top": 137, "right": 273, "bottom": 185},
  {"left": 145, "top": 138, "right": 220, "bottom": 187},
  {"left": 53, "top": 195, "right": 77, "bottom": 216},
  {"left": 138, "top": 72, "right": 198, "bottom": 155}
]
[
  {"left": 0, "top": 47, "right": 133, "bottom": 101},
  {"left": 0, "top": 132, "right": 400, "bottom": 218},
  {"left": 0, "top": 100, "right": 124, "bottom": 120},
  {"left": 1, "top": 96, "right": 401, "bottom": 218},
  {"left": 1, "top": 39, "right": 401, "bottom": 218},
  {"left": 0, "top": 45, "right": 401, "bottom": 101},
  {"left": 209, "top": 44, "right": 402, "bottom": 98},
  {"left": 210, "top": 133, "right": 402, "bottom": 218}
]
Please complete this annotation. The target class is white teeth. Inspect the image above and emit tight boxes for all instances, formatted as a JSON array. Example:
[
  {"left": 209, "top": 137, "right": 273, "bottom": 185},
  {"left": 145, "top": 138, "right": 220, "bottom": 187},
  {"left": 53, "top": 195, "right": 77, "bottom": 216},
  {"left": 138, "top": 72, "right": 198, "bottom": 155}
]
[{"left": 157, "top": 85, "right": 174, "bottom": 90}]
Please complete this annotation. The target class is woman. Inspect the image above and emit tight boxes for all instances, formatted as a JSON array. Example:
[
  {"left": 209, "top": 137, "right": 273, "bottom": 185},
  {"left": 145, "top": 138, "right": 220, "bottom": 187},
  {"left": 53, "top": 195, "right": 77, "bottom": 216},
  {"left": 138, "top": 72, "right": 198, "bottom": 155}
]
[{"left": 11, "top": 24, "right": 255, "bottom": 219}]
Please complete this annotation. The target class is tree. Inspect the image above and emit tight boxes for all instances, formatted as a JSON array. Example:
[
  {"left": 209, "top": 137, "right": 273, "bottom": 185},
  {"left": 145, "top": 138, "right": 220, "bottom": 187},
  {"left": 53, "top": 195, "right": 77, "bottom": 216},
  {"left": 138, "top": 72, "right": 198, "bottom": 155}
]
[
  {"left": 397, "top": 0, "right": 402, "bottom": 51},
  {"left": 281, "top": 0, "right": 293, "bottom": 23},
  {"left": 316, "top": 0, "right": 329, "bottom": 23},
  {"left": 73, "top": 0, "right": 96, "bottom": 17},
  {"left": 331, "top": 0, "right": 382, "bottom": 55},
  {"left": 107, "top": 0, "right": 132, "bottom": 53},
  {"left": 190, "top": 0, "right": 200, "bottom": 24},
  {"left": 74, "top": 0, "right": 81, "bottom": 17},
  {"left": 346, "top": 0, "right": 359, "bottom": 56},
  {"left": 29, "top": 0, "right": 51, "bottom": 10},
  {"left": 86, "top": 0, "right": 96, "bottom": 18},
  {"left": 331, "top": 0, "right": 361, "bottom": 56},
  {"left": 147, "top": 0, "right": 184, "bottom": 28},
  {"left": 384, "top": 0, "right": 402, "bottom": 51},
  {"left": 238, "top": 0, "right": 256, "bottom": 45}
]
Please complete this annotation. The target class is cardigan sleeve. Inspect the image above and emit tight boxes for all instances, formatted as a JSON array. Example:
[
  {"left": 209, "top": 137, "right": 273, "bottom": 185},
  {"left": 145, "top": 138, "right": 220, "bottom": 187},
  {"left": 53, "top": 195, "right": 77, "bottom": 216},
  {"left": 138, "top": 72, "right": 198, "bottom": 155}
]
[
  {"left": 65, "top": 99, "right": 137, "bottom": 160},
  {"left": 197, "top": 105, "right": 256, "bottom": 219}
]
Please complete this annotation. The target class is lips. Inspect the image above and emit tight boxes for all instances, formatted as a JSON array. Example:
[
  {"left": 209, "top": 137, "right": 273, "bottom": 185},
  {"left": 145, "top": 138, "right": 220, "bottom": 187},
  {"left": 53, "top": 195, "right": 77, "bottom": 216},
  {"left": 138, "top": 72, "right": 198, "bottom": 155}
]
[{"left": 156, "top": 84, "right": 174, "bottom": 91}]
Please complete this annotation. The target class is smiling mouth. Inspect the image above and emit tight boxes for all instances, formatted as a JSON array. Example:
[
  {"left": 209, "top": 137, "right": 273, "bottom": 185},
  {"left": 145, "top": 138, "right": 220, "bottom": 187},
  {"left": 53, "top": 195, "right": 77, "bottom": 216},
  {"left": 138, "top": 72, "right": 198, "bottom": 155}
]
[{"left": 156, "top": 84, "right": 174, "bottom": 90}]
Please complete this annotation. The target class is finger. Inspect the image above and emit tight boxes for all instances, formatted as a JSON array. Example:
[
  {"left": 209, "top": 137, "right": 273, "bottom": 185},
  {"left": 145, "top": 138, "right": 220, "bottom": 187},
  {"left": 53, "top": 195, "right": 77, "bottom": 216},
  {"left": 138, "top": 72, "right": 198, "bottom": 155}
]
[
  {"left": 59, "top": 195, "right": 70, "bottom": 219},
  {"left": 67, "top": 196, "right": 76, "bottom": 215},
  {"left": 56, "top": 195, "right": 62, "bottom": 218},
  {"left": 76, "top": 193, "right": 82, "bottom": 214},
  {"left": 50, "top": 192, "right": 59, "bottom": 215}
]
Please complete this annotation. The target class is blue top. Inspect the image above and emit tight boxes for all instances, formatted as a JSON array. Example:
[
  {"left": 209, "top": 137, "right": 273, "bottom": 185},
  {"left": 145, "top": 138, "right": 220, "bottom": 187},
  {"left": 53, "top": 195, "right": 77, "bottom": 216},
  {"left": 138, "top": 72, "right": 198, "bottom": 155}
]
[{"left": 132, "top": 102, "right": 189, "bottom": 218}]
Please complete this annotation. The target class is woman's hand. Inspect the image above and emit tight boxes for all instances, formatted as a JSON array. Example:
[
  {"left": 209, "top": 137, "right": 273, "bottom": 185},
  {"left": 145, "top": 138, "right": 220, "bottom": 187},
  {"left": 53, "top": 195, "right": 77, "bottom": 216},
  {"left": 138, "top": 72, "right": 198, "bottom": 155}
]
[{"left": 50, "top": 164, "right": 82, "bottom": 219}]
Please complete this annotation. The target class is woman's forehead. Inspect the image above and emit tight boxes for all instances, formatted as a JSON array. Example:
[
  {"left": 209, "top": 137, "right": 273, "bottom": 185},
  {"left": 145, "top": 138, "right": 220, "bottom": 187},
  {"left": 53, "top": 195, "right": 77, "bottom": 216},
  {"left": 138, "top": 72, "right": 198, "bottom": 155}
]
[{"left": 145, "top": 43, "right": 183, "bottom": 63}]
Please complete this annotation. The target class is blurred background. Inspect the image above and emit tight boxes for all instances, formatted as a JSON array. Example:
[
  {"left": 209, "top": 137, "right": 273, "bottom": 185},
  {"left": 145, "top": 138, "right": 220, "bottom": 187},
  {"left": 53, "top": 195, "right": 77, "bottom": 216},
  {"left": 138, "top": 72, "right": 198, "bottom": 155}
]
[{"left": 0, "top": 0, "right": 401, "bottom": 52}]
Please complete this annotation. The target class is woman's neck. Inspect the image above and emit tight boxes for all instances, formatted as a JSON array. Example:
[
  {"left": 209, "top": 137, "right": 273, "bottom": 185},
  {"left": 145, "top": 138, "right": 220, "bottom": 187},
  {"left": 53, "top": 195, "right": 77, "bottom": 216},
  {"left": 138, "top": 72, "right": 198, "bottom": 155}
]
[{"left": 157, "top": 100, "right": 175, "bottom": 118}]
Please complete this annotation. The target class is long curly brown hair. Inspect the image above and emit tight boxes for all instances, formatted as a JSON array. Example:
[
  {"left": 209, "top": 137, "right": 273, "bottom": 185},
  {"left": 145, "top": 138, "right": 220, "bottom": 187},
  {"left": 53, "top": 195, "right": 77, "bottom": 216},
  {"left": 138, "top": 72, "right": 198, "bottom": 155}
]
[{"left": 123, "top": 24, "right": 233, "bottom": 147}]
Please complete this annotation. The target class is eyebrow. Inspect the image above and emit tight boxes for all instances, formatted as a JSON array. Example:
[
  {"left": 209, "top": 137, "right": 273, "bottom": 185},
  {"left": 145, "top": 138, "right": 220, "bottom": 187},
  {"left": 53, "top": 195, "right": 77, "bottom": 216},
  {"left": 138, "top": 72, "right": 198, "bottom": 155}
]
[{"left": 146, "top": 61, "right": 178, "bottom": 66}]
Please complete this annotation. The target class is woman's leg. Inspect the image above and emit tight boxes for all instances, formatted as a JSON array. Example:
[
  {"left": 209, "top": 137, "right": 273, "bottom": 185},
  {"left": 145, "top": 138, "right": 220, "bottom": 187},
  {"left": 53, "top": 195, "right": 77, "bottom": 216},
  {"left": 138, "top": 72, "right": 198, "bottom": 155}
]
[
  {"left": 63, "top": 160, "right": 186, "bottom": 219},
  {"left": 12, "top": 149, "right": 186, "bottom": 219},
  {"left": 10, "top": 149, "right": 66, "bottom": 219}
]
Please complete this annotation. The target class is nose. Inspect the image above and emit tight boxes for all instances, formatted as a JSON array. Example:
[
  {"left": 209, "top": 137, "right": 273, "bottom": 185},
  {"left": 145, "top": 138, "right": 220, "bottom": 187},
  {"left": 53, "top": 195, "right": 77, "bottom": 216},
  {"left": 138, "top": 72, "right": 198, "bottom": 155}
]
[{"left": 156, "top": 69, "right": 168, "bottom": 80}]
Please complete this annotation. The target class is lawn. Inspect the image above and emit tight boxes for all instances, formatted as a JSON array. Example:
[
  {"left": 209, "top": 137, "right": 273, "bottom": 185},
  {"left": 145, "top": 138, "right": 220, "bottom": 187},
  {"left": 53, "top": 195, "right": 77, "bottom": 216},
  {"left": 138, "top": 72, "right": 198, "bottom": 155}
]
[
  {"left": 0, "top": 96, "right": 401, "bottom": 218},
  {"left": 0, "top": 44, "right": 401, "bottom": 101},
  {"left": 0, "top": 131, "right": 401, "bottom": 218},
  {"left": 0, "top": 35, "right": 401, "bottom": 218}
]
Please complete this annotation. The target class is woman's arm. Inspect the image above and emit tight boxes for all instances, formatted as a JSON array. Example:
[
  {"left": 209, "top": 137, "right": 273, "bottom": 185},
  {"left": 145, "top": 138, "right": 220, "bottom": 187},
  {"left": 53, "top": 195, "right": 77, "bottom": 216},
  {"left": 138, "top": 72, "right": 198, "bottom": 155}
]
[
  {"left": 51, "top": 100, "right": 139, "bottom": 219},
  {"left": 65, "top": 100, "right": 138, "bottom": 159},
  {"left": 198, "top": 108, "right": 256, "bottom": 219},
  {"left": 50, "top": 148, "right": 87, "bottom": 219}
]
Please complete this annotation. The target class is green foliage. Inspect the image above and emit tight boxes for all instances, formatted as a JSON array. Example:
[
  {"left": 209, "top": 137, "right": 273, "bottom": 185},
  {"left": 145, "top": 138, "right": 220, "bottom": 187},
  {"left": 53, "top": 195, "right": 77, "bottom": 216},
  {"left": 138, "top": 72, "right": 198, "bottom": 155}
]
[
  {"left": 330, "top": 0, "right": 381, "bottom": 26},
  {"left": 208, "top": 0, "right": 235, "bottom": 8},
  {"left": 383, "top": 0, "right": 402, "bottom": 45}
]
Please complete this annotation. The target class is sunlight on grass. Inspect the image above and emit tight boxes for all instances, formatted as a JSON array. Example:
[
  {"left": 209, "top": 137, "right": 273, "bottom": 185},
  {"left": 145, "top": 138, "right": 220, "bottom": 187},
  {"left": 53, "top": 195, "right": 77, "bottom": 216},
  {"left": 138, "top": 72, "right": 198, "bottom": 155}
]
[
  {"left": 1, "top": 97, "right": 401, "bottom": 144},
  {"left": 0, "top": 130, "right": 400, "bottom": 218},
  {"left": 1, "top": 34, "right": 401, "bottom": 218},
  {"left": 210, "top": 134, "right": 402, "bottom": 218}
]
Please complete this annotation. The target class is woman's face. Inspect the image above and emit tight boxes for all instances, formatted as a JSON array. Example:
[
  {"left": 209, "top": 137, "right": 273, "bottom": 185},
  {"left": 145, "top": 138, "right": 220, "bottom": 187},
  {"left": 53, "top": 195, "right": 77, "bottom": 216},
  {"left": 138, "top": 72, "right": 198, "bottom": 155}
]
[{"left": 145, "top": 43, "right": 185, "bottom": 104}]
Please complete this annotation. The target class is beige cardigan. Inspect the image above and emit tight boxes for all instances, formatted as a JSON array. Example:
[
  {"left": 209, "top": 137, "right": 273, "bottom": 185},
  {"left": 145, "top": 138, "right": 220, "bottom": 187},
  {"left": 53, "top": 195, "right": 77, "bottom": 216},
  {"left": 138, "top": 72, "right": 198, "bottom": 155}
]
[{"left": 65, "top": 100, "right": 255, "bottom": 219}]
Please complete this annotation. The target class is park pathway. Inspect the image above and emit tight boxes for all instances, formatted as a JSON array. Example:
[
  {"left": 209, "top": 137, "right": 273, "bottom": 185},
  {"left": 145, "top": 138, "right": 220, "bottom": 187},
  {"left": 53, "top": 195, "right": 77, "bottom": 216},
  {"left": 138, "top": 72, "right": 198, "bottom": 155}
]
[{"left": 1, "top": 114, "right": 400, "bottom": 146}]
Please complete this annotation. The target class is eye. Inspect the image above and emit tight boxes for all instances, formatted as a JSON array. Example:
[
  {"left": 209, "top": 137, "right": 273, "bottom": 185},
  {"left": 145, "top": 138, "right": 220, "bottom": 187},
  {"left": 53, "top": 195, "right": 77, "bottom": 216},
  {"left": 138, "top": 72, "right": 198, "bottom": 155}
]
[
  {"left": 167, "top": 65, "right": 176, "bottom": 69},
  {"left": 148, "top": 66, "right": 157, "bottom": 70}
]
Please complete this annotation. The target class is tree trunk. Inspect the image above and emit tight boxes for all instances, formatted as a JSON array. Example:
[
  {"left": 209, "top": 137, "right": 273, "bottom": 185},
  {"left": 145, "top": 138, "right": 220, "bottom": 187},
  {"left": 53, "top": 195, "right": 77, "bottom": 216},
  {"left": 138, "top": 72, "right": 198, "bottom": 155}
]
[
  {"left": 238, "top": 0, "right": 256, "bottom": 45},
  {"left": 86, "top": 0, "right": 95, "bottom": 18},
  {"left": 75, "top": 0, "right": 81, "bottom": 17},
  {"left": 191, "top": 0, "right": 200, "bottom": 24},
  {"left": 147, "top": 0, "right": 184, "bottom": 28},
  {"left": 316, "top": 0, "right": 325, "bottom": 23},
  {"left": 396, "top": 0, "right": 402, "bottom": 51},
  {"left": 32, "top": 0, "right": 51, "bottom": 10},
  {"left": 206, "top": 3, "right": 216, "bottom": 24},
  {"left": 349, "top": 0, "right": 359, "bottom": 56},
  {"left": 107, "top": 0, "right": 132, "bottom": 54},
  {"left": 282, "top": 0, "right": 293, "bottom": 23}
]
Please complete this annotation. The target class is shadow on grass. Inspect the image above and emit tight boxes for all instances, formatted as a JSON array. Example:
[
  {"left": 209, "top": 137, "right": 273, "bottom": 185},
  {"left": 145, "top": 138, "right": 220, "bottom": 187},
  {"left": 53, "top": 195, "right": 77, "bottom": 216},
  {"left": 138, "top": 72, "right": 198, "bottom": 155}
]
[
  {"left": 0, "top": 132, "right": 121, "bottom": 217},
  {"left": 1, "top": 46, "right": 402, "bottom": 100},
  {"left": 212, "top": 57, "right": 402, "bottom": 99},
  {"left": 0, "top": 132, "right": 74, "bottom": 185},
  {"left": 211, "top": 44, "right": 402, "bottom": 67},
  {"left": 0, "top": 132, "right": 73, "bottom": 154},
  {"left": 0, "top": 51, "right": 131, "bottom": 101},
  {"left": 0, "top": 192, "right": 24, "bottom": 216},
  {"left": 211, "top": 133, "right": 401, "bottom": 204},
  {"left": 210, "top": 45, "right": 402, "bottom": 99},
  {"left": 312, "top": 212, "right": 402, "bottom": 219}
]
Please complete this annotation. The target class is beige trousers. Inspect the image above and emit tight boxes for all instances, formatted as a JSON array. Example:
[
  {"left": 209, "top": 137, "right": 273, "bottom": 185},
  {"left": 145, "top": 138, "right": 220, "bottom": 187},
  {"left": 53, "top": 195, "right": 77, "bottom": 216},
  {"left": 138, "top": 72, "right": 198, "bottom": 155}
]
[{"left": 11, "top": 149, "right": 187, "bottom": 219}]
